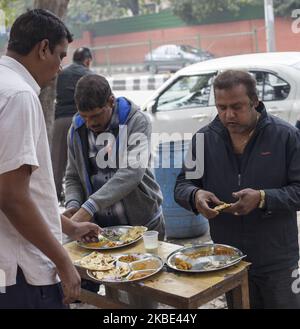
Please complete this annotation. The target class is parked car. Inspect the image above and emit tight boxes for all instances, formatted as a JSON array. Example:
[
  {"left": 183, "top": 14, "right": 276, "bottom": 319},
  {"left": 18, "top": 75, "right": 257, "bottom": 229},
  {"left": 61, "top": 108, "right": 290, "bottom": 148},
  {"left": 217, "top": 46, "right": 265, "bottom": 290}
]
[
  {"left": 142, "top": 52, "right": 300, "bottom": 140},
  {"left": 144, "top": 44, "right": 214, "bottom": 74}
]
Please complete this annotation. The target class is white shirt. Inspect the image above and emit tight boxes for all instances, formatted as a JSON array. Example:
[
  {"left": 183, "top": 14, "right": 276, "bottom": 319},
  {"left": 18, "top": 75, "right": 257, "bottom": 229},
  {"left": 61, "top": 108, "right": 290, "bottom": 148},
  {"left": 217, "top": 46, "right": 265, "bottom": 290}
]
[{"left": 0, "top": 56, "right": 62, "bottom": 287}]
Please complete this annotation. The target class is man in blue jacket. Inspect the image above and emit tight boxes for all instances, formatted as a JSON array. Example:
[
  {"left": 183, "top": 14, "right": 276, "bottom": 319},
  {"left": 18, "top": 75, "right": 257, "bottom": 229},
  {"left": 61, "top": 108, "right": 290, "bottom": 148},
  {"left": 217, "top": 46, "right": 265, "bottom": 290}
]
[
  {"left": 63, "top": 74, "right": 164, "bottom": 307},
  {"left": 175, "top": 69, "right": 300, "bottom": 308}
]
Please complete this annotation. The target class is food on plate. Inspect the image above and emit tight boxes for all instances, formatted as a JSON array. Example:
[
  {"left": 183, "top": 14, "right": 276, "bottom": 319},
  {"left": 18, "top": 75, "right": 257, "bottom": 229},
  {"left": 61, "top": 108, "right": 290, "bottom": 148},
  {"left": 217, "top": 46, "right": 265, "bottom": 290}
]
[
  {"left": 185, "top": 246, "right": 214, "bottom": 259},
  {"left": 106, "top": 241, "right": 118, "bottom": 248},
  {"left": 83, "top": 240, "right": 108, "bottom": 248},
  {"left": 119, "top": 226, "right": 147, "bottom": 243},
  {"left": 214, "top": 246, "right": 236, "bottom": 256},
  {"left": 213, "top": 203, "right": 231, "bottom": 212},
  {"left": 127, "top": 270, "right": 155, "bottom": 281},
  {"left": 76, "top": 252, "right": 115, "bottom": 271},
  {"left": 130, "top": 259, "right": 161, "bottom": 271},
  {"left": 118, "top": 255, "right": 140, "bottom": 263},
  {"left": 90, "top": 264, "right": 130, "bottom": 281},
  {"left": 174, "top": 257, "right": 192, "bottom": 270}
]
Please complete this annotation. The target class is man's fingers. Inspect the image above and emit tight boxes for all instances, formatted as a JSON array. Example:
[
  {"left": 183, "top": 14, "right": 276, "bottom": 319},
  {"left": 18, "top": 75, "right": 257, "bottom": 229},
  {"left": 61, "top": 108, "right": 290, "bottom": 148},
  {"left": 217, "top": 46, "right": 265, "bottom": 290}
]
[
  {"left": 87, "top": 223, "right": 101, "bottom": 234},
  {"left": 196, "top": 203, "right": 219, "bottom": 219},
  {"left": 210, "top": 195, "right": 222, "bottom": 205}
]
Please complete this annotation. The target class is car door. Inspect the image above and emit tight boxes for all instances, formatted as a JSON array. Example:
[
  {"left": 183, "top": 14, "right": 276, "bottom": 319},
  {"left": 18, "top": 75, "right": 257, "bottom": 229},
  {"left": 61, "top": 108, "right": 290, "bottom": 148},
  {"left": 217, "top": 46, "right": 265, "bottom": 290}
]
[
  {"left": 250, "top": 70, "right": 294, "bottom": 123},
  {"left": 150, "top": 72, "right": 217, "bottom": 140}
]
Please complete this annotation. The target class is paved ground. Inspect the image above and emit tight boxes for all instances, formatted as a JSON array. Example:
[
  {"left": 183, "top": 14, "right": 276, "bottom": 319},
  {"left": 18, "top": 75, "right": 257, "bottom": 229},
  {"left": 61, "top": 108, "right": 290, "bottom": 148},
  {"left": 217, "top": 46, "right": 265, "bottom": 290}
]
[{"left": 70, "top": 213, "right": 300, "bottom": 309}]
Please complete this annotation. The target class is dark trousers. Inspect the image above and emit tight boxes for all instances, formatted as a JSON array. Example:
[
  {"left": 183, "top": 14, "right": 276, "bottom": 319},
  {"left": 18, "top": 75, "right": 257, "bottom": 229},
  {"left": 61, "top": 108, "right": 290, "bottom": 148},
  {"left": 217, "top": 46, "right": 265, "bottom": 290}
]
[
  {"left": 0, "top": 267, "right": 67, "bottom": 309},
  {"left": 226, "top": 264, "right": 300, "bottom": 309},
  {"left": 51, "top": 116, "right": 73, "bottom": 200}
]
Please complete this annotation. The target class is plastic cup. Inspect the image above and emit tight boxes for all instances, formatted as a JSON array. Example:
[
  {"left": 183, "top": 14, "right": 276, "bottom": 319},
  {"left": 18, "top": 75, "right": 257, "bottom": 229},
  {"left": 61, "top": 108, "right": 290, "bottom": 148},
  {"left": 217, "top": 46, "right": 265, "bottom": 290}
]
[{"left": 143, "top": 231, "right": 158, "bottom": 254}]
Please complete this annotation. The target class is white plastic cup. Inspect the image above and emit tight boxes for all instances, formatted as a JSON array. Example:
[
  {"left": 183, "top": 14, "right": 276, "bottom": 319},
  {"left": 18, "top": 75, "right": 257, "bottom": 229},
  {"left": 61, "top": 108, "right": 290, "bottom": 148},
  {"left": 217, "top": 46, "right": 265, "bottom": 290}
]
[{"left": 143, "top": 231, "right": 158, "bottom": 254}]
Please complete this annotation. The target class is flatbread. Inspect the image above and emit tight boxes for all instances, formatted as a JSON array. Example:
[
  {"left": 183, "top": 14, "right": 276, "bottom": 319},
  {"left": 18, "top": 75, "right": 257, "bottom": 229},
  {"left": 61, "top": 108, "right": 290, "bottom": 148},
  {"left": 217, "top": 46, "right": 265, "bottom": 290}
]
[
  {"left": 76, "top": 252, "right": 115, "bottom": 271},
  {"left": 90, "top": 264, "right": 130, "bottom": 281},
  {"left": 213, "top": 203, "right": 231, "bottom": 212},
  {"left": 119, "top": 226, "right": 147, "bottom": 243}
]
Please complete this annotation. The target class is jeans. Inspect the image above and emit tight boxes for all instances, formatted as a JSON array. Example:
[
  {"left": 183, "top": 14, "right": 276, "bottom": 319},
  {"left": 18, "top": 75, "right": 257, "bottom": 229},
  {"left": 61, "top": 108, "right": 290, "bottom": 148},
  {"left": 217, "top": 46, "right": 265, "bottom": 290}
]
[{"left": 0, "top": 267, "right": 67, "bottom": 309}]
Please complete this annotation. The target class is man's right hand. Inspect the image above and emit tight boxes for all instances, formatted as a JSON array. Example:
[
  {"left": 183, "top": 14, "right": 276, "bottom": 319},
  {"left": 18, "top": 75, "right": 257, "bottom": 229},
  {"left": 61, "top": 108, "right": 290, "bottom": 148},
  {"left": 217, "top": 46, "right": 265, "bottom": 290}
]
[
  {"left": 63, "top": 207, "right": 79, "bottom": 218},
  {"left": 194, "top": 190, "right": 223, "bottom": 219},
  {"left": 57, "top": 259, "right": 81, "bottom": 305}
]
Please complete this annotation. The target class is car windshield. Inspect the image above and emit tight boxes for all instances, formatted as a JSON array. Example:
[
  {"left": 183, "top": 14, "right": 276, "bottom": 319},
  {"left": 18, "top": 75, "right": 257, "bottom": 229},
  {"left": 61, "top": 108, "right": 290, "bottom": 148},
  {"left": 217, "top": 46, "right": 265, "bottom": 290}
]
[{"left": 157, "top": 73, "right": 215, "bottom": 111}]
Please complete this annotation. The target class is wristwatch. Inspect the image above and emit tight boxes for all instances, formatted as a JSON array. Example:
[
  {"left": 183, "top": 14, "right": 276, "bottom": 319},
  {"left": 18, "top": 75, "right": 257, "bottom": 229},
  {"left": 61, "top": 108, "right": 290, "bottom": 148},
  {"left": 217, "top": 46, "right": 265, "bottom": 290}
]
[{"left": 258, "top": 190, "right": 266, "bottom": 209}]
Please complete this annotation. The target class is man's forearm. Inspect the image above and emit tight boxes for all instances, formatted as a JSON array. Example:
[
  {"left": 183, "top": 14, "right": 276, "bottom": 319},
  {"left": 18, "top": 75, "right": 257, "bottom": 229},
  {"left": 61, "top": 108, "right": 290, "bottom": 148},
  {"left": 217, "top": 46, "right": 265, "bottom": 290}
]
[{"left": 2, "top": 195, "right": 72, "bottom": 269}]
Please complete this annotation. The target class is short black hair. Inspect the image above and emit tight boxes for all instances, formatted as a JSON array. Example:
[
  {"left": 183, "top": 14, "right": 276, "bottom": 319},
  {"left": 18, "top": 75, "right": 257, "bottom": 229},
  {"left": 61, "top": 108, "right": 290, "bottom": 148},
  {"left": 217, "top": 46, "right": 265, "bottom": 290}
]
[
  {"left": 213, "top": 70, "right": 258, "bottom": 103},
  {"left": 73, "top": 47, "right": 93, "bottom": 63},
  {"left": 75, "top": 75, "right": 112, "bottom": 112},
  {"left": 8, "top": 9, "right": 73, "bottom": 55}
]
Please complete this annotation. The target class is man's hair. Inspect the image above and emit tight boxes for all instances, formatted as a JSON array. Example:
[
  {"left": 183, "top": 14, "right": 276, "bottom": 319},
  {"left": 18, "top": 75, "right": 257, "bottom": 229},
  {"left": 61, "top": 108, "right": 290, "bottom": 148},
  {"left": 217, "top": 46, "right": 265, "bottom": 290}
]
[
  {"left": 75, "top": 75, "right": 112, "bottom": 112},
  {"left": 73, "top": 47, "right": 93, "bottom": 63},
  {"left": 213, "top": 70, "right": 258, "bottom": 103},
  {"left": 7, "top": 9, "right": 73, "bottom": 55}
]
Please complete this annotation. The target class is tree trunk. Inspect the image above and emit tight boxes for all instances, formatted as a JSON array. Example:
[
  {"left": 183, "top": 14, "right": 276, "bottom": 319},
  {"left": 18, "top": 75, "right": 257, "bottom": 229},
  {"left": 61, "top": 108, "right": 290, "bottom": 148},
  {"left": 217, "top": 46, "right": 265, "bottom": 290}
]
[
  {"left": 33, "top": 0, "right": 70, "bottom": 147},
  {"left": 121, "top": 0, "right": 139, "bottom": 16}
]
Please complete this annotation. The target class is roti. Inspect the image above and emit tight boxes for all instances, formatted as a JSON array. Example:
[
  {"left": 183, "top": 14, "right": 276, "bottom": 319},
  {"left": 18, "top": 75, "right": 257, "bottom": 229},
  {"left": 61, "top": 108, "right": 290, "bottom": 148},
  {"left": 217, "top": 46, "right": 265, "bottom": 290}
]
[
  {"left": 76, "top": 252, "right": 115, "bottom": 271},
  {"left": 90, "top": 264, "right": 130, "bottom": 281},
  {"left": 213, "top": 203, "right": 231, "bottom": 212}
]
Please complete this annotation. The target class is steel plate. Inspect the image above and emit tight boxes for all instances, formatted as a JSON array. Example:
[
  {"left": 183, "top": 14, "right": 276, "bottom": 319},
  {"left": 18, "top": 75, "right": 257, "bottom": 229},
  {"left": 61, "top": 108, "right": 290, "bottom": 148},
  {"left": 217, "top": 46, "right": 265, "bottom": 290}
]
[{"left": 166, "top": 244, "right": 246, "bottom": 273}]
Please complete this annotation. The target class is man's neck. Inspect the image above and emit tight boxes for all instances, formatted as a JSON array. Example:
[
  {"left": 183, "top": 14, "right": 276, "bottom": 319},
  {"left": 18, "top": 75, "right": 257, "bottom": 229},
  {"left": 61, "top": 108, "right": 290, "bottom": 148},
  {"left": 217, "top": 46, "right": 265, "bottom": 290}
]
[{"left": 6, "top": 51, "right": 40, "bottom": 86}]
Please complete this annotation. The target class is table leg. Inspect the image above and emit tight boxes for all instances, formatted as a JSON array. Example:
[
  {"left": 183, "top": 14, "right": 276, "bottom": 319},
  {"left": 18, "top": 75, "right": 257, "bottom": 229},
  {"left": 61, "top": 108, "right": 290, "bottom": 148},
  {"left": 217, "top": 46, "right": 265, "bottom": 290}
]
[{"left": 229, "top": 271, "right": 250, "bottom": 309}]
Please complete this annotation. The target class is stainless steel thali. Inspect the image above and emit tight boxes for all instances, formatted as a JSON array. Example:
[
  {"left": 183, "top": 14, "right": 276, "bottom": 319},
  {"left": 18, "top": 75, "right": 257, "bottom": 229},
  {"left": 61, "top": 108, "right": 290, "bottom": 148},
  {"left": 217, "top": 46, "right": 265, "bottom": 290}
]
[
  {"left": 77, "top": 225, "right": 147, "bottom": 250},
  {"left": 166, "top": 244, "right": 246, "bottom": 273},
  {"left": 85, "top": 253, "right": 164, "bottom": 283}
]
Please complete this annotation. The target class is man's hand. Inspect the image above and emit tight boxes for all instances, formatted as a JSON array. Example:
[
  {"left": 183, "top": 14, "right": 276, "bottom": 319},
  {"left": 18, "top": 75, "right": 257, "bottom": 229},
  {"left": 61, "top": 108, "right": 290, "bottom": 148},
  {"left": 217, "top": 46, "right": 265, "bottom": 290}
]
[
  {"left": 194, "top": 190, "right": 223, "bottom": 219},
  {"left": 65, "top": 220, "right": 101, "bottom": 242},
  {"left": 229, "top": 188, "right": 261, "bottom": 216},
  {"left": 56, "top": 260, "right": 81, "bottom": 305},
  {"left": 63, "top": 207, "right": 79, "bottom": 218},
  {"left": 71, "top": 207, "right": 93, "bottom": 223}
]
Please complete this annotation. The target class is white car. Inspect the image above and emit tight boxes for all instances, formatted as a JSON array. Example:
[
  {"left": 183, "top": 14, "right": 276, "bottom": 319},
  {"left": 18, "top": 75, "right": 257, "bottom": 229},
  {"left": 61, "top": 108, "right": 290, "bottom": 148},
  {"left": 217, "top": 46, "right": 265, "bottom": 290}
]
[{"left": 142, "top": 52, "right": 300, "bottom": 138}]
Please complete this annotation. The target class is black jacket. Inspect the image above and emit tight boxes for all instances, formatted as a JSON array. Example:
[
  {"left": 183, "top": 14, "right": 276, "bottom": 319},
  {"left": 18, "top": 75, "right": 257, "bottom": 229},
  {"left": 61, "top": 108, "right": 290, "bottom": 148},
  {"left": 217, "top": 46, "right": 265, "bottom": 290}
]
[
  {"left": 174, "top": 103, "right": 300, "bottom": 274},
  {"left": 55, "top": 62, "right": 92, "bottom": 119}
]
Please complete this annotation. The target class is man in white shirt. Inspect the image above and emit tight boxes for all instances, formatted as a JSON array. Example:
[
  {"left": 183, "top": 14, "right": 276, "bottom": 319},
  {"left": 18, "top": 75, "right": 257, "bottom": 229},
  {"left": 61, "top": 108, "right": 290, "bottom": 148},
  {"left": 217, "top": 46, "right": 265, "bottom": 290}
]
[{"left": 0, "top": 9, "right": 100, "bottom": 309}]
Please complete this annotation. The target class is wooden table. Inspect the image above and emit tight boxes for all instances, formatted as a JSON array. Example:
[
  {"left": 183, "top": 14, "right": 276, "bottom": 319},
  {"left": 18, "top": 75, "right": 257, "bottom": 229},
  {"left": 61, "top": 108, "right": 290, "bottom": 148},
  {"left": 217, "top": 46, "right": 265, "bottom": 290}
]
[{"left": 65, "top": 240, "right": 250, "bottom": 309}]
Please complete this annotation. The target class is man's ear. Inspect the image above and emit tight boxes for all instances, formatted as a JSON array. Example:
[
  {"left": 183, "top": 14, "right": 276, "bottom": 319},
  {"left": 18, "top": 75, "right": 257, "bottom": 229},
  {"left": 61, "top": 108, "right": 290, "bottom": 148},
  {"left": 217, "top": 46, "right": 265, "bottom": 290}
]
[
  {"left": 108, "top": 94, "right": 115, "bottom": 107},
  {"left": 37, "top": 39, "right": 50, "bottom": 60}
]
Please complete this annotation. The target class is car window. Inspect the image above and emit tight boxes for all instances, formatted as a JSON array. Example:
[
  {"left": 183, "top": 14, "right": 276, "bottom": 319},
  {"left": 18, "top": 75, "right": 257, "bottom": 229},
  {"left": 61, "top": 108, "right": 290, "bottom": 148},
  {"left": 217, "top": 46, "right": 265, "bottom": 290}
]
[
  {"left": 181, "top": 45, "right": 200, "bottom": 55},
  {"left": 156, "top": 73, "right": 216, "bottom": 112},
  {"left": 250, "top": 71, "right": 290, "bottom": 101}
]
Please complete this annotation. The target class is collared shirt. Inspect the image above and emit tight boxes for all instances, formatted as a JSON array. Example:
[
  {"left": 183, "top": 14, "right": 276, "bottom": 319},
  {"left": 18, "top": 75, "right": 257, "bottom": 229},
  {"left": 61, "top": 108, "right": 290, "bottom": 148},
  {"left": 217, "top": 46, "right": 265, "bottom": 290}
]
[{"left": 0, "top": 56, "right": 62, "bottom": 287}]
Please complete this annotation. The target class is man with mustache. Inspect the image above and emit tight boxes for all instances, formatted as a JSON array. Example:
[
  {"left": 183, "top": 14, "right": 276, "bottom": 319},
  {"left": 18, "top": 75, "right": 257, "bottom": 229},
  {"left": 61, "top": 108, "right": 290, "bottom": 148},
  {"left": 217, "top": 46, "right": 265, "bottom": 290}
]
[{"left": 175, "top": 69, "right": 300, "bottom": 308}]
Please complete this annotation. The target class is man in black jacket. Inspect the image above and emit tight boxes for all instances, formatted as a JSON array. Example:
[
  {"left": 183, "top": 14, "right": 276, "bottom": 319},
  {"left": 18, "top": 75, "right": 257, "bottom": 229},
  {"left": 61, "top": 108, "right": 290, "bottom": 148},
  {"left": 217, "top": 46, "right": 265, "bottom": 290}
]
[
  {"left": 51, "top": 47, "right": 93, "bottom": 201},
  {"left": 174, "top": 69, "right": 300, "bottom": 308}
]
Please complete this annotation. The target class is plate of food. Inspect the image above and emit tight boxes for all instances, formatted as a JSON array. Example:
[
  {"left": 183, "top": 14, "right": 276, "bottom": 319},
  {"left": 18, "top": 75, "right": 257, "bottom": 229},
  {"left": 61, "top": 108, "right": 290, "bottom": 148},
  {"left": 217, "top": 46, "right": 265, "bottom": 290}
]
[
  {"left": 86, "top": 253, "right": 164, "bottom": 283},
  {"left": 166, "top": 244, "right": 246, "bottom": 273},
  {"left": 77, "top": 225, "right": 147, "bottom": 250}
]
